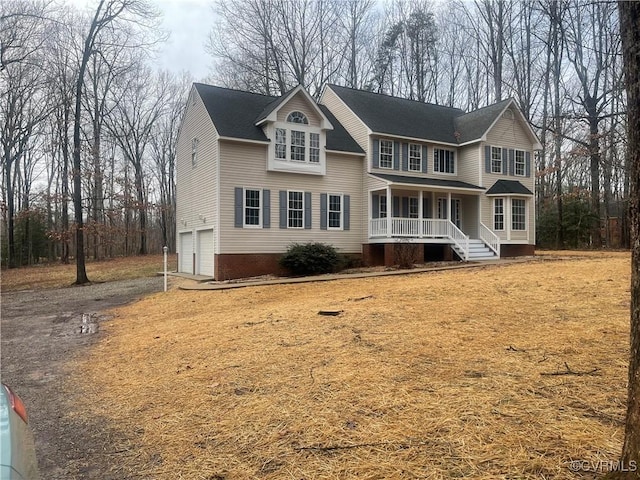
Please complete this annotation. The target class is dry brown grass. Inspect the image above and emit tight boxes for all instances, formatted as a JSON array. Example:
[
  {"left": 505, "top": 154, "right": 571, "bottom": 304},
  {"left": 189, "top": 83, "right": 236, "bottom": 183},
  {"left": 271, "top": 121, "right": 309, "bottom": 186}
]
[
  {"left": 69, "top": 252, "right": 631, "bottom": 479},
  {"left": 0, "top": 255, "right": 176, "bottom": 292}
]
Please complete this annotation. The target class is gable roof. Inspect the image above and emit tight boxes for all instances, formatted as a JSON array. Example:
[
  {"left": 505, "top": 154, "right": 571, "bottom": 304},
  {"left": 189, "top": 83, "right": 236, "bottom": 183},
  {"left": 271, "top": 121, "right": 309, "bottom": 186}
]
[
  {"left": 485, "top": 179, "right": 533, "bottom": 196},
  {"left": 453, "top": 99, "right": 512, "bottom": 144},
  {"left": 327, "top": 84, "right": 464, "bottom": 144},
  {"left": 327, "top": 85, "right": 541, "bottom": 148},
  {"left": 254, "top": 85, "right": 333, "bottom": 129},
  {"left": 193, "top": 83, "right": 362, "bottom": 154}
]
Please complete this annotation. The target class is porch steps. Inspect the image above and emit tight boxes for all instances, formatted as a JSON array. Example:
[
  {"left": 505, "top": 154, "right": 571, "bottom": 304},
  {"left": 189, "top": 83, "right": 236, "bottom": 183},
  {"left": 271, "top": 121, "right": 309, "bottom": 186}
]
[{"left": 452, "top": 238, "right": 499, "bottom": 261}]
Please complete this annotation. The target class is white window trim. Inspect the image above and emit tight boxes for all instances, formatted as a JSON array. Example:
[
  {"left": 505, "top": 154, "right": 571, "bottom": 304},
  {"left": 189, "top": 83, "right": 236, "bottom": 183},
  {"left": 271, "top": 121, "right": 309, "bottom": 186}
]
[
  {"left": 379, "top": 195, "right": 388, "bottom": 218},
  {"left": 409, "top": 196, "right": 419, "bottom": 218},
  {"left": 433, "top": 148, "right": 456, "bottom": 175},
  {"left": 514, "top": 149, "right": 526, "bottom": 177},
  {"left": 379, "top": 139, "right": 394, "bottom": 169},
  {"left": 408, "top": 143, "right": 422, "bottom": 172},
  {"left": 327, "top": 193, "right": 344, "bottom": 230},
  {"left": 491, "top": 146, "right": 502, "bottom": 174},
  {"left": 192, "top": 137, "right": 199, "bottom": 168},
  {"left": 243, "top": 187, "right": 262, "bottom": 228},
  {"left": 287, "top": 190, "right": 305, "bottom": 229},
  {"left": 267, "top": 123, "right": 326, "bottom": 175},
  {"left": 493, "top": 197, "right": 505, "bottom": 231},
  {"left": 286, "top": 110, "right": 309, "bottom": 124},
  {"left": 511, "top": 197, "right": 527, "bottom": 231}
]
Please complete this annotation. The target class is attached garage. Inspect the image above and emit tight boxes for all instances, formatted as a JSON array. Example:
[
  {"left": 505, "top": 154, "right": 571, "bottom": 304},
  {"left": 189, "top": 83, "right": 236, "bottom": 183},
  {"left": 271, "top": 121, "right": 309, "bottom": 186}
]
[
  {"left": 178, "top": 232, "right": 193, "bottom": 274},
  {"left": 196, "top": 229, "right": 214, "bottom": 276}
]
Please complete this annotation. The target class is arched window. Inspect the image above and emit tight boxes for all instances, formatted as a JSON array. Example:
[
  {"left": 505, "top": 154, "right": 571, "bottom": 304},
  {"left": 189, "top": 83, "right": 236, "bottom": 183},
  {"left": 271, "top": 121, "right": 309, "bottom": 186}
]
[{"left": 286, "top": 111, "right": 308, "bottom": 124}]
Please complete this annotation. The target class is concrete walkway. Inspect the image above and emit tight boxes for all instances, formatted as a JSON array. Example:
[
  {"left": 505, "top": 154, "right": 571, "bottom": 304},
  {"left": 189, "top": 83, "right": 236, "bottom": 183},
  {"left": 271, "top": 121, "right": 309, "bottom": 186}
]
[{"left": 177, "top": 257, "right": 533, "bottom": 291}]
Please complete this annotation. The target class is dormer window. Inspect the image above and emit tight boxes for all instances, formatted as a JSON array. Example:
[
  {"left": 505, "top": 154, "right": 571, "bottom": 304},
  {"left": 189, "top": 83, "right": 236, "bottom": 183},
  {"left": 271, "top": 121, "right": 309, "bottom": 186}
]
[
  {"left": 261, "top": 87, "right": 332, "bottom": 176},
  {"left": 268, "top": 111, "right": 325, "bottom": 173},
  {"left": 287, "top": 111, "right": 308, "bottom": 124}
]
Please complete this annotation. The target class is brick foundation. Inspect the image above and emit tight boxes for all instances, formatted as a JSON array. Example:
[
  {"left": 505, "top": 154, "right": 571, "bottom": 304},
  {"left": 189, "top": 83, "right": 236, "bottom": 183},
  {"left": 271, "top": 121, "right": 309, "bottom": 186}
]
[
  {"left": 215, "top": 253, "right": 287, "bottom": 280},
  {"left": 215, "top": 252, "right": 364, "bottom": 280},
  {"left": 500, "top": 244, "right": 535, "bottom": 257}
]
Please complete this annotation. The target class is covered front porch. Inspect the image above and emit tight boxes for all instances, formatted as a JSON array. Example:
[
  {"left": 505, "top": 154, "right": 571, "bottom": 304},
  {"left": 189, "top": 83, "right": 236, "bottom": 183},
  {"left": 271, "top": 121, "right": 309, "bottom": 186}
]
[{"left": 367, "top": 174, "right": 500, "bottom": 261}]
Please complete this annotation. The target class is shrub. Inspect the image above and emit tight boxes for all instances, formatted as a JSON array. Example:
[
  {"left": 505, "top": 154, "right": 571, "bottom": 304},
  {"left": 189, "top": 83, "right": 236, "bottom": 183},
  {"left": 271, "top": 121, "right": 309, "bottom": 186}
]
[{"left": 279, "top": 242, "right": 342, "bottom": 276}]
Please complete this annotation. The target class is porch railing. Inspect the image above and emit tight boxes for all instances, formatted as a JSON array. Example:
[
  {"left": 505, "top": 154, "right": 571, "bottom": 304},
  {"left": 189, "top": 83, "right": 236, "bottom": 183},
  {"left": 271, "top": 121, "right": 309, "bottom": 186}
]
[
  {"left": 479, "top": 222, "right": 500, "bottom": 257},
  {"left": 369, "top": 217, "right": 470, "bottom": 260}
]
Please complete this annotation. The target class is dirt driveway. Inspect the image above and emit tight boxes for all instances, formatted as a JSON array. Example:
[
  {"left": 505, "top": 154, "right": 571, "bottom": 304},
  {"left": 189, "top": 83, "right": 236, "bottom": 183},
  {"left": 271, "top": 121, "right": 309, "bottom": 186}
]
[{"left": 1, "top": 276, "right": 165, "bottom": 479}]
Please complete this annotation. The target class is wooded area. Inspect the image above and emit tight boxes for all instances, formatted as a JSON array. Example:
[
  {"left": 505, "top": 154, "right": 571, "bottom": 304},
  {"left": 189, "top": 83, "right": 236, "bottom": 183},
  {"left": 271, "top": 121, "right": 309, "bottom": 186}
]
[{"left": 0, "top": 0, "right": 629, "bottom": 271}]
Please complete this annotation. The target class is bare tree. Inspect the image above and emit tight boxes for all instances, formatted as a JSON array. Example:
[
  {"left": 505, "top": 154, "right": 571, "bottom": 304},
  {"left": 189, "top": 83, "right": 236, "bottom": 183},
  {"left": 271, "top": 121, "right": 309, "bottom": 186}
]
[
  {"left": 107, "top": 64, "right": 169, "bottom": 255},
  {"left": 616, "top": 2, "right": 640, "bottom": 474}
]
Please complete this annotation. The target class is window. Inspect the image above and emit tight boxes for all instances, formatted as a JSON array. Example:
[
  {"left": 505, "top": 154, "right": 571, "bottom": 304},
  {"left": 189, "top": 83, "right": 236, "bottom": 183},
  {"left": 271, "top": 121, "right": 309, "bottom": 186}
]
[
  {"left": 434, "top": 149, "right": 455, "bottom": 174},
  {"left": 437, "top": 198, "right": 448, "bottom": 219},
  {"left": 409, "top": 197, "right": 419, "bottom": 218},
  {"left": 328, "top": 194, "right": 343, "bottom": 229},
  {"left": 515, "top": 150, "right": 525, "bottom": 176},
  {"left": 268, "top": 111, "right": 325, "bottom": 168},
  {"left": 310, "top": 133, "right": 320, "bottom": 163},
  {"left": 494, "top": 198, "right": 504, "bottom": 230},
  {"left": 244, "top": 189, "right": 261, "bottom": 227},
  {"left": 288, "top": 191, "right": 304, "bottom": 228},
  {"left": 287, "top": 111, "right": 308, "bottom": 124},
  {"left": 491, "top": 146, "right": 502, "bottom": 174},
  {"left": 291, "top": 130, "right": 305, "bottom": 161},
  {"left": 512, "top": 199, "right": 526, "bottom": 230},
  {"left": 379, "top": 196, "right": 387, "bottom": 218},
  {"left": 379, "top": 140, "right": 393, "bottom": 169},
  {"left": 275, "top": 128, "right": 287, "bottom": 160},
  {"left": 409, "top": 144, "right": 422, "bottom": 171},
  {"left": 191, "top": 138, "right": 199, "bottom": 167}
]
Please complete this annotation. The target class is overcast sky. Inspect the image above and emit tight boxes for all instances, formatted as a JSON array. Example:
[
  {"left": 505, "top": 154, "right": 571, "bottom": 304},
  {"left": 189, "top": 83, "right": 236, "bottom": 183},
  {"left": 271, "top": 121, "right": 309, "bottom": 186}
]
[
  {"left": 156, "top": 0, "right": 215, "bottom": 80},
  {"left": 66, "top": 0, "right": 216, "bottom": 80}
]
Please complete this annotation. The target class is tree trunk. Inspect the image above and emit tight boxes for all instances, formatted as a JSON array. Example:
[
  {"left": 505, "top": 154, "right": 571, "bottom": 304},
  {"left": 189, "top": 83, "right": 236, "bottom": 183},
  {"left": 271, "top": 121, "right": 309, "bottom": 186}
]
[{"left": 618, "top": 1, "right": 640, "bottom": 474}]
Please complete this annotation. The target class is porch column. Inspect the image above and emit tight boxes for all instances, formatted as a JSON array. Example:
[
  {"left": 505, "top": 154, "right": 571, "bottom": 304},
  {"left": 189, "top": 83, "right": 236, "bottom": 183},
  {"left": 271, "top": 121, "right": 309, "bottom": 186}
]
[
  {"left": 418, "top": 190, "right": 423, "bottom": 238},
  {"left": 447, "top": 192, "right": 452, "bottom": 221},
  {"left": 386, "top": 185, "right": 392, "bottom": 238}
]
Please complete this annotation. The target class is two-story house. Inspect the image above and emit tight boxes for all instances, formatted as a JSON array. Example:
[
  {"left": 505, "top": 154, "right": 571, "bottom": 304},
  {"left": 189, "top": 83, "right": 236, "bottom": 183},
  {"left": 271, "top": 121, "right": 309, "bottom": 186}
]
[{"left": 176, "top": 83, "right": 541, "bottom": 279}]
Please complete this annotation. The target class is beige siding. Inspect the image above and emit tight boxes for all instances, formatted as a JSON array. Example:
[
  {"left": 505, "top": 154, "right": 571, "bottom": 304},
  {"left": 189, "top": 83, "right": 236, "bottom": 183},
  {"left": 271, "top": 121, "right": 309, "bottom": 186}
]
[
  {"left": 219, "top": 141, "right": 364, "bottom": 254},
  {"left": 480, "top": 107, "right": 537, "bottom": 244},
  {"left": 456, "top": 145, "right": 479, "bottom": 185},
  {"left": 176, "top": 87, "right": 219, "bottom": 253},
  {"left": 276, "top": 91, "right": 322, "bottom": 126},
  {"left": 320, "top": 87, "right": 369, "bottom": 151}
]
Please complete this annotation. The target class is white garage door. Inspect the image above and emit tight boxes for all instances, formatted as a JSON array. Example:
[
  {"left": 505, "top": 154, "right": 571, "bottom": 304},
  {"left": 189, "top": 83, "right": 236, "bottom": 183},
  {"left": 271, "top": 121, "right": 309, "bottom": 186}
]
[
  {"left": 179, "top": 232, "right": 193, "bottom": 274},
  {"left": 196, "top": 229, "right": 214, "bottom": 276}
]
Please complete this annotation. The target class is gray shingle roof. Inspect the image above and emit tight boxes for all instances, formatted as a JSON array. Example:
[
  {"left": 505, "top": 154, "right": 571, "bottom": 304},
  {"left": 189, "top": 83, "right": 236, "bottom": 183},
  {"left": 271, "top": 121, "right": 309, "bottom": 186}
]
[
  {"left": 328, "top": 84, "right": 515, "bottom": 145},
  {"left": 194, "top": 83, "right": 363, "bottom": 154},
  {"left": 328, "top": 84, "right": 465, "bottom": 144},
  {"left": 370, "top": 173, "right": 484, "bottom": 191},
  {"left": 453, "top": 99, "right": 512, "bottom": 144},
  {"left": 485, "top": 180, "right": 533, "bottom": 195}
]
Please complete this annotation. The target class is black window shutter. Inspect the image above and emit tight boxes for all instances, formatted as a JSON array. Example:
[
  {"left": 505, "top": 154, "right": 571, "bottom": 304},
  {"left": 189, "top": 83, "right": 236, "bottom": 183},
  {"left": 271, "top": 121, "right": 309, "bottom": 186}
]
[
  {"left": 234, "top": 187, "right": 243, "bottom": 227},
  {"left": 525, "top": 151, "right": 531, "bottom": 177},
  {"left": 320, "top": 194, "right": 328, "bottom": 230},
  {"left": 509, "top": 149, "right": 515, "bottom": 176},
  {"left": 485, "top": 145, "right": 491, "bottom": 173},
  {"left": 304, "top": 192, "right": 312, "bottom": 229},
  {"left": 402, "top": 143, "right": 408, "bottom": 171},
  {"left": 422, "top": 146, "right": 428, "bottom": 173},
  {"left": 279, "top": 190, "right": 287, "bottom": 229},
  {"left": 373, "top": 139, "right": 379, "bottom": 168},
  {"left": 502, "top": 148, "right": 508, "bottom": 175},
  {"left": 263, "top": 189, "right": 270, "bottom": 228},
  {"left": 372, "top": 194, "right": 379, "bottom": 219},
  {"left": 393, "top": 196, "right": 400, "bottom": 217},
  {"left": 344, "top": 195, "right": 350, "bottom": 230},
  {"left": 393, "top": 141, "right": 400, "bottom": 170}
]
